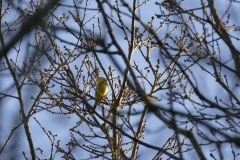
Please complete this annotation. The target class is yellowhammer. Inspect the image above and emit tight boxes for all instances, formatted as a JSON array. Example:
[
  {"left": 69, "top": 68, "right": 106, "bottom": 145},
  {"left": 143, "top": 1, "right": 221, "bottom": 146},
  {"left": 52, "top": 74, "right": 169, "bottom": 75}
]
[{"left": 93, "top": 77, "right": 109, "bottom": 109}]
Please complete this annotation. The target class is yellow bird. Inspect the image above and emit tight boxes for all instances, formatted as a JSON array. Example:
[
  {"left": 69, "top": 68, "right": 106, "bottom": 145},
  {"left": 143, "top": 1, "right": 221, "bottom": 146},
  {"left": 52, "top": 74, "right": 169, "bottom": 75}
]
[{"left": 94, "top": 77, "right": 109, "bottom": 109}]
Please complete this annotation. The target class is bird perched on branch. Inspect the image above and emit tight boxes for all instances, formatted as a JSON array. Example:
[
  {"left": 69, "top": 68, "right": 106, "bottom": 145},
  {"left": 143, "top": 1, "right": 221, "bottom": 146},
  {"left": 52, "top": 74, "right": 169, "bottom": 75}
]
[{"left": 93, "top": 77, "right": 109, "bottom": 109}]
